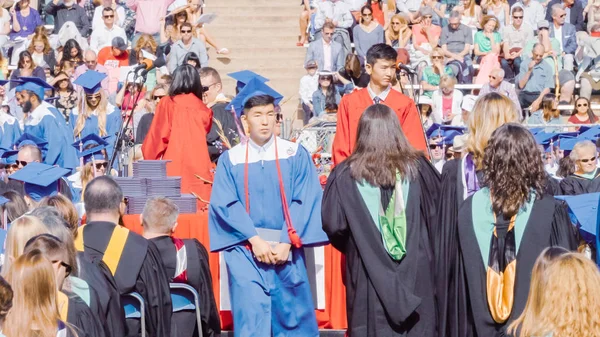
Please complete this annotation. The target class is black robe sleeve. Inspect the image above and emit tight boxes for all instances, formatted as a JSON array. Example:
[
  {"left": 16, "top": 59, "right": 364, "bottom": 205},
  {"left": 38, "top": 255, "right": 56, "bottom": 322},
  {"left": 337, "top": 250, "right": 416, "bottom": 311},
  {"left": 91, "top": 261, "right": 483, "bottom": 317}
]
[
  {"left": 545, "top": 176, "right": 563, "bottom": 196},
  {"left": 417, "top": 156, "right": 441, "bottom": 247},
  {"left": 135, "top": 113, "right": 154, "bottom": 145},
  {"left": 551, "top": 200, "right": 579, "bottom": 250},
  {"left": 559, "top": 176, "right": 582, "bottom": 195},
  {"left": 321, "top": 164, "right": 350, "bottom": 253},
  {"left": 206, "top": 103, "right": 241, "bottom": 163},
  {"left": 191, "top": 239, "right": 221, "bottom": 337},
  {"left": 135, "top": 241, "right": 173, "bottom": 337},
  {"left": 67, "top": 294, "right": 106, "bottom": 337}
]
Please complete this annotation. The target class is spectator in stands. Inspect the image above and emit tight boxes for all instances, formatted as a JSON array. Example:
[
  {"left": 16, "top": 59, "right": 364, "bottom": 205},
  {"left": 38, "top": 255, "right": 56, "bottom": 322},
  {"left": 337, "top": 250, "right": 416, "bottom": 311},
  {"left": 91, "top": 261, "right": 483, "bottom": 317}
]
[
  {"left": 586, "top": 0, "right": 600, "bottom": 36},
  {"left": 141, "top": 197, "right": 221, "bottom": 337},
  {"left": 1, "top": 215, "right": 47, "bottom": 274},
  {"left": 474, "top": 16, "right": 501, "bottom": 64},
  {"left": 299, "top": 60, "right": 319, "bottom": 124},
  {"left": 395, "top": 0, "right": 422, "bottom": 21},
  {"left": 368, "top": 0, "right": 393, "bottom": 27},
  {"left": 314, "top": 0, "right": 354, "bottom": 56},
  {"left": 298, "top": 0, "right": 315, "bottom": 46},
  {"left": 0, "top": 275, "right": 11, "bottom": 335},
  {"left": 59, "top": 39, "right": 84, "bottom": 66},
  {"left": 479, "top": 68, "right": 522, "bottom": 112},
  {"left": 161, "top": 7, "right": 188, "bottom": 43},
  {"left": 312, "top": 72, "right": 341, "bottom": 118},
  {"left": 167, "top": 23, "right": 208, "bottom": 74},
  {"left": 500, "top": 6, "right": 532, "bottom": 82},
  {"left": 441, "top": 11, "right": 474, "bottom": 83},
  {"left": 9, "top": 0, "right": 43, "bottom": 40},
  {"left": 130, "top": 34, "right": 162, "bottom": 65},
  {"left": 454, "top": 0, "right": 482, "bottom": 32},
  {"left": 9, "top": 51, "right": 46, "bottom": 90},
  {"left": 568, "top": 97, "right": 599, "bottom": 128},
  {"left": 74, "top": 50, "right": 109, "bottom": 93},
  {"left": 0, "top": 2, "right": 10, "bottom": 47},
  {"left": 419, "top": 95, "right": 435, "bottom": 129},
  {"left": 353, "top": 5, "right": 385, "bottom": 65},
  {"left": 452, "top": 93, "right": 476, "bottom": 126},
  {"left": 420, "top": 0, "right": 446, "bottom": 27},
  {"left": 89, "top": 7, "right": 127, "bottom": 53},
  {"left": 338, "top": 54, "right": 371, "bottom": 93},
  {"left": 420, "top": 47, "right": 453, "bottom": 98},
  {"left": 527, "top": 93, "right": 562, "bottom": 131},
  {"left": 549, "top": 4, "right": 577, "bottom": 71},
  {"left": 127, "top": 0, "right": 175, "bottom": 42},
  {"left": 432, "top": 74, "right": 463, "bottom": 124},
  {"left": 97, "top": 36, "right": 129, "bottom": 67},
  {"left": 305, "top": 22, "right": 345, "bottom": 71},
  {"left": 545, "top": 0, "right": 585, "bottom": 31},
  {"left": 481, "top": 0, "right": 509, "bottom": 27},
  {"left": 385, "top": 13, "right": 411, "bottom": 49},
  {"left": 27, "top": 33, "right": 56, "bottom": 76},
  {"left": 517, "top": 43, "right": 556, "bottom": 111},
  {"left": 52, "top": 72, "right": 78, "bottom": 121},
  {"left": 92, "top": 0, "right": 125, "bottom": 31},
  {"left": 411, "top": 7, "right": 441, "bottom": 59},
  {"left": 511, "top": 0, "right": 545, "bottom": 31},
  {"left": 45, "top": 0, "right": 90, "bottom": 36}
]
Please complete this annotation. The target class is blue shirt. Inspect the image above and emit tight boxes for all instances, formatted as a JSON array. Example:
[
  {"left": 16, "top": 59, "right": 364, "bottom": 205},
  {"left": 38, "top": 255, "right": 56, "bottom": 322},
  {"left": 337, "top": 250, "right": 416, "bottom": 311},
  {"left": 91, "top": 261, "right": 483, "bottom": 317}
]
[{"left": 517, "top": 57, "right": 555, "bottom": 93}]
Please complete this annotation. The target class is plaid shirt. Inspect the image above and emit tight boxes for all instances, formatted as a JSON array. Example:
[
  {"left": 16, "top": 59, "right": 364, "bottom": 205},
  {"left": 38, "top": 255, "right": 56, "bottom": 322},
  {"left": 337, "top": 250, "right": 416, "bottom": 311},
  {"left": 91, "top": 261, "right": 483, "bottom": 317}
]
[
  {"left": 82, "top": 0, "right": 95, "bottom": 23},
  {"left": 122, "top": 5, "right": 136, "bottom": 40}
]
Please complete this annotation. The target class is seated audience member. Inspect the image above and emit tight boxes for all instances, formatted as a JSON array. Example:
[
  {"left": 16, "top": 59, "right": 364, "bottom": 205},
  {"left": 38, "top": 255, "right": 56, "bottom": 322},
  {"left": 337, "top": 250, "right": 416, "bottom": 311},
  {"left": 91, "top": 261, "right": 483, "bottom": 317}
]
[
  {"left": 305, "top": 22, "right": 345, "bottom": 72},
  {"left": 8, "top": 163, "right": 72, "bottom": 208},
  {"left": 74, "top": 176, "right": 172, "bottom": 336},
  {"left": 9, "top": 0, "right": 42, "bottom": 41},
  {"left": 59, "top": 39, "right": 85, "bottom": 66},
  {"left": 52, "top": 72, "right": 78, "bottom": 122},
  {"left": 432, "top": 74, "right": 463, "bottom": 124},
  {"left": 420, "top": 0, "right": 446, "bottom": 27},
  {"left": 45, "top": 0, "right": 90, "bottom": 36},
  {"left": 300, "top": 61, "right": 319, "bottom": 125},
  {"left": 568, "top": 97, "right": 599, "bottom": 128},
  {"left": 441, "top": 11, "right": 474, "bottom": 83},
  {"left": 385, "top": 14, "right": 412, "bottom": 49},
  {"left": 454, "top": 0, "right": 482, "bottom": 32},
  {"left": 549, "top": 4, "right": 577, "bottom": 71},
  {"left": 167, "top": 23, "right": 209, "bottom": 74},
  {"left": 9, "top": 51, "right": 46, "bottom": 90},
  {"left": 116, "top": 73, "right": 145, "bottom": 112},
  {"left": 141, "top": 197, "right": 220, "bottom": 337},
  {"left": 526, "top": 93, "right": 562, "bottom": 131},
  {"left": 312, "top": 72, "right": 341, "bottom": 118},
  {"left": 421, "top": 47, "right": 454, "bottom": 98},
  {"left": 89, "top": 7, "right": 127, "bottom": 53},
  {"left": 314, "top": 0, "right": 354, "bottom": 56},
  {"left": 28, "top": 33, "right": 57, "bottom": 76},
  {"left": 1, "top": 215, "right": 47, "bottom": 274},
  {"left": 481, "top": 0, "right": 509, "bottom": 27},
  {"left": 586, "top": 0, "right": 600, "bottom": 36},
  {"left": 545, "top": 0, "right": 585, "bottom": 31},
  {"left": 410, "top": 7, "right": 441, "bottom": 65},
  {"left": 337, "top": 54, "right": 371, "bottom": 93},
  {"left": 0, "top": 191, "right": 28, "bottom": 228},
  {"left": 419, "top": 95, "right": 435, "bottom": 130},
  {"left": 452, "top": 94, "right": 476, "bottom": 126},
  {"left": 353, "top": 5, "right": 385, "bottom": 65},
  {"left": 511, "top": 0, "right": 544, "bottom": 31},
  {"left": 395, "top": 0, "right": 422, "bottom": 21},
  {"left": 160, "top": 9, "right": 188, "bottom": 44},
  {"left": 97, "top": 36, "right": 130, "bottom": 67},
  {"left": 134, "top": 85, "right": 168, "bottom": 145},
  {"left": 74, "top": 50, "right": 109, "bottom": 93},
  {"left": 367, "top": 0, "right": 394, "bottom": 27},
  {"left": 509, "top": 251, "right": 600, "bottom": 337},
  {"left": 0, "top": 275, "right": 11, "bottom": 336},
  {"left": 474, "top": 15, "right": 501, "bottom": 64},
  {"left": 516, "top": 43, "right": 556, "bottom": 111},
  {"left": 183, "top": 52, "right": 202, "bottom": 71},
  {"left": 560, "top": 140, "right": 600, "bottom": 194},
  {"left": 500, "top": 6, "right": 533, "bottom": 82},
  {"left": 92, "top": 0, "right": 126, "bottom": 31},
  {"left": 479, "top": 68, "right": 522, "bottom": 112},
  {"left": 23, "top": 234, "right": 105, "bottom": 337}
]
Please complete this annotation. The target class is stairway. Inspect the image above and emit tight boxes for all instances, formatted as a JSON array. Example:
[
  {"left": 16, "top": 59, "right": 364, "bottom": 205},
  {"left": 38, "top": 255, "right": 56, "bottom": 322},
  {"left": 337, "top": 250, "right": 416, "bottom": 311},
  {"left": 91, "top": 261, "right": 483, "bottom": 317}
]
[{"left": 205, "top": 0, "right": 306, "bottom": 122}]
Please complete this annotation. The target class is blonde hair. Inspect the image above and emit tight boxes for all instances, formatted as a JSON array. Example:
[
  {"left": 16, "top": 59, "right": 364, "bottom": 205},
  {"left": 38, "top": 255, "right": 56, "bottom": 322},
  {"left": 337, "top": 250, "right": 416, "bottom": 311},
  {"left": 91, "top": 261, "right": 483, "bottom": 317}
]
[
  {"left": 386, "top": 14, "right": 408, "bottom": 41},
  {"left": 134, "top": 34, "right": 158, "bottom": 55},
  {"left": 467, "top": 93, "right": 519, "bottom": 168},
  {"left": 3, "top": 250, "right": 61, "bottom": 337},
  {"left": 38, "top": 195, "right": 80, "bottom": 238},
  {"left": 1, "top": 215, "right": 48, "bottom": 277},
  {"left": 28, "top": 34, "right": 53, "bottom": 55},
  {"left": 570, "top": 140, "right": 597, "bottom": 161},
  {"left": 73, "top": 89, "right": 109, "bottom": 138},
  {"left": 439, "top": 74, "right": 456, "bottom": 90},
  {"left": 510, "top": 252, "right": 600, "bottom": 337},
  {"left": 79, "top": 148, "right": 108, "bottom": 201},
  {"left": 141, "top": 197, "right": 179, "bottom": 234}
]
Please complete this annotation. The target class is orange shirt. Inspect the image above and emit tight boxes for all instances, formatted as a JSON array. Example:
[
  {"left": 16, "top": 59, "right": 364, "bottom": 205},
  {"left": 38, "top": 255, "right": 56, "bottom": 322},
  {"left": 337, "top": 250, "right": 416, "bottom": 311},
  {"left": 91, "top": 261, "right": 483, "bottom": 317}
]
[
  {"left": 411, "top": 24, "right": 441, "bottom": 47},
  {"left": 97, "top": 47, "right": 130, "bottom": 67}
]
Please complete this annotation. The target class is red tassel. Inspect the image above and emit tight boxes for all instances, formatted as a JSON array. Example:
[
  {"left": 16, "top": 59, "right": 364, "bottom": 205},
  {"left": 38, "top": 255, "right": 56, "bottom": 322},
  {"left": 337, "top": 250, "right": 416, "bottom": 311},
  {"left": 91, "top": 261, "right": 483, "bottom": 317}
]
[{"left": 288, "top": 228, "right": 302, "bottom": 249}]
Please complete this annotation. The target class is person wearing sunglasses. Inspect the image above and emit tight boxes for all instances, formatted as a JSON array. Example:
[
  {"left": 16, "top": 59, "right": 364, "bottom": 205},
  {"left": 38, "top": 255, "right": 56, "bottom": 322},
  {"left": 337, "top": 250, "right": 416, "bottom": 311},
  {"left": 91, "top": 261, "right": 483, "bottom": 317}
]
[
  {"left": 166, "top": 22, "right": 208, "bottom": 74},
  {"left": 89, "top": 7, "right": 127, "bottom": 53},
  {"left": 67, "top": 134, "right": 113, "bottom": 204},
  {"left": 420, "top": 47, "right": 453, "bottom": 98},
  {"left": 499, "top": 6, "right": 533, "bottom": 82},
  {"left": 567, "top": 97, "right": 599, "bottom": 130},
  {"left": 91, "top": 0, "right": 125, "bottom": 31},
  {"left": 548, "top": 4, "right": 577, "bottom": 72},
  {"left": 561, "top": 140, "right": 600, "bottom": 195},
  {"left": 544, "top": 0, "right": 585, "bottom": 31},
  {"left": 353, "top": 5, "right": 384, "bottom": 66}
]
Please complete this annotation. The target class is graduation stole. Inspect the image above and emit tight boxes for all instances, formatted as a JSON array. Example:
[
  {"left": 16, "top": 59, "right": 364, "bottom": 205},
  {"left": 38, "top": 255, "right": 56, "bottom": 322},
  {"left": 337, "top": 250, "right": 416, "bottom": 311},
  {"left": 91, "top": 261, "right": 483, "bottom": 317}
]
[
  {"left": 57, "top": 291, "right": 69, "bottom": 323},
  {"left": 74, "top": 225, "right": 130, "bottom": 276},
  {"left": 573, "top": 168, "right": 600, "bottom": 180},
  {"left": 472, "top": 188, "right": 533, "bottom": 323},
  {"left": 244, "top": 137, "right": 302, "bottom": 248},
  {"left": 377, "top": 178, "right": 409, "bottom": 261},
  {"left": 171, "top": 237, "right": 188, "bottom": 283}
]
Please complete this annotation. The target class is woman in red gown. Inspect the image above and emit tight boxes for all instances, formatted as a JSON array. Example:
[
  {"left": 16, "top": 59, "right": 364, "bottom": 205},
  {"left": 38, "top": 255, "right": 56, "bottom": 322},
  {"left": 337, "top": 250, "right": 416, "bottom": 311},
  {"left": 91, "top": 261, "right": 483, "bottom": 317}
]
[{"left": 142, "top": 64, "right": 213, "bottom": 209}]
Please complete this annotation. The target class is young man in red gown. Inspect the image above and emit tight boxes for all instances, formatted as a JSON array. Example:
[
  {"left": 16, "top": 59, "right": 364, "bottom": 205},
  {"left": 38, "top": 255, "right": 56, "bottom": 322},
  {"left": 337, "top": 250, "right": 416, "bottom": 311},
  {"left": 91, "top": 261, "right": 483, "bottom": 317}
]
[{"left": 332, "top": 44, "right": 428, "bottom": 164}]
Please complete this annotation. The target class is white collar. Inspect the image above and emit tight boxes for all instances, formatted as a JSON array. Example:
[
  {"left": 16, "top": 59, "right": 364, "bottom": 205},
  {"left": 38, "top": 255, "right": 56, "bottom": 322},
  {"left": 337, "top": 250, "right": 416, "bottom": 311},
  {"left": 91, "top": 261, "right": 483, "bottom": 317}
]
[
  {"left": 248, "top": 135, "right": 275, "bottom": 153},
  {"left": 367, "top": 83, "right": 391, "bottom": 101}
]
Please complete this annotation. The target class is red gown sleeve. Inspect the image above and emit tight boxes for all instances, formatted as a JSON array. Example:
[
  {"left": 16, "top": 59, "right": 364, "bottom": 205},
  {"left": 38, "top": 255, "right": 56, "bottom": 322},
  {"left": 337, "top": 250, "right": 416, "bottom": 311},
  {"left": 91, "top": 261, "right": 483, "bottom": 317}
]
[
  {"left": 332, "top": 94, "right": 351, "bottom": 165},
  {"left": 203, "top": 106, "right": 213, "bottom": 135},
  {"left": 142, "top": 97, "right": 172, "bottom": 160}
]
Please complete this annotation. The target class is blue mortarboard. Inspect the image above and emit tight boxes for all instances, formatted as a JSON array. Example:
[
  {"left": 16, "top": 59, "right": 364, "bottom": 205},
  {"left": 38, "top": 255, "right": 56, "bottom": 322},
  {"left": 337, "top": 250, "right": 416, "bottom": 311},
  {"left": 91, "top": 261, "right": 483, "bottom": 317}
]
[
  {"left": 226, "top": 77, "right": 283, "bottom": 117},
  {"left": 13, "top": 133, "right": 48, "bottom": 150},
  {"left": 0, "top": 79, "right": 21, "bottom": 87},
  {"left": 8, "top": 162, "right": 71, "bottom": 202},
  {"left": 557, "top": 134, "right": 595, "bottom": 152},
  {"left": 0, "top": 150, "right": 18, "bottom": 165},
  {"left": 72, "top": 134, "right": 109, "bottom": 164},
  {"left": 556, "top": 192, "right": 600, "bottom": 265},
  {"left": 74, "top": 70, "right": 107, "bottom": 94},
  {"left": 580, "top": 126, "right": 600, "bottom": 139},
  {"left": 16, "top": 77, "right": 53, "bottom": 100},
  {"left": 528, "top": 127, "right": 544, "bottom": 135},
  {"left": 0, "top": 196, "right": 9, "bottom": 206},
  {"left": 426, "top": 123, "right": 465, "bottom": 139},
  {"left": 441, "top": 130, "right": 462, "bottom": 146},
  {"left": 228, "top": 70, "right": 269, "bottom": 92}
]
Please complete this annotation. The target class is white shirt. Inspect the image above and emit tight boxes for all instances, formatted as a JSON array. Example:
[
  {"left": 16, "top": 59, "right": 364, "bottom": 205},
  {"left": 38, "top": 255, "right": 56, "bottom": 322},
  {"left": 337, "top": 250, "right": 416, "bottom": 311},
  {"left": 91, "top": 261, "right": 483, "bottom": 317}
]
[
  {"left": 367, "top": 83, "right": 391, "bottom": 103},
  {"left": 511, "top": 1, "right": 545, "bottom": 32},
  {"left": 554, "top": 24, "right": 563, "bottom": 48},
  {"left": 343, "top": 0, "right": 365, "bottom": 11},
  {"left": 92, "top": 5, "right": 126, "bottom": 31},
  {"left": 396, "top": 0, "right": 421, "bottom": 13},
  {"left": 299, "top": 73, "right": 319, "bottom": 104},
  {"left": 89, "top": 24, "right": 127, "bottom": 53},
  {"left": 323, "top": 39, "right": 332, "bottom": 72}
]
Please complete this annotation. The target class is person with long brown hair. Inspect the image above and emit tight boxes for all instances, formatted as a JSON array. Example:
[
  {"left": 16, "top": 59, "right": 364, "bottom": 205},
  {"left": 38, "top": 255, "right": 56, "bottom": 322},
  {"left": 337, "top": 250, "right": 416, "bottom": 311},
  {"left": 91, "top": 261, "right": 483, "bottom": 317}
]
[
  {"left": 456, "top": 123, "right": 576, "bottom": 337},
  {"left": 568, "top": 97, "right": 599, "bottom": 130},
  {"left": 526, "top": 93, "right": 562, "bottom": 132},
  {"left": 322, "top": 104, "right": 440, "bottom": 337},
  {"left": 385, "top": 14, "right": 411, "bottom": 49},
  {"left": 1, "top": 215, "right": 48, "bottom": 276},
  {"left": 27, "top": 32, "right": 57, "bottom": 75}
]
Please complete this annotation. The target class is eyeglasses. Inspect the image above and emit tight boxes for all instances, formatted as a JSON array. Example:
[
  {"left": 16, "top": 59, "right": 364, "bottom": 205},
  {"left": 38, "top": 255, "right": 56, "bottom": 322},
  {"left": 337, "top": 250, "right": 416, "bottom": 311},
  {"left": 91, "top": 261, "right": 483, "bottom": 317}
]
[
  {"left": 424, "top": 15, "right": 433, "bottom": 19},
  {"left": 153, "top": 95, "right": 165, "bottom": 100},
  {"left": 391, "top": 22, "right": 400, "bottom": 25},
  {"left": 52, "top": 260, "right": 73, "bottom": 277},
  {"left": 319, "top": 77, "right": 332, "bottom": 81},
  {"left": 23, "top": 59, "right": 31, "bottom": 63},
  {"left": 16, "top": 160, "right": 28, "bottom": 167},
  {"left": 95, "top": 162, "right": 108, "bottom": 170},
  {"left": 429, "top": 144, "right": 442, "bottom": 149},
  {"left": 513, "top": 15, "right": 523, "bottom": 19},
  {"left": 579, "top": 156, "right": 597, "bottom": 163},
  {"left": 201, "top": 82, "right": 218, "bottom": 92},
  {"left": 323, "top": 32, "right": 334, "bottom": 36},
  {"left": 362, "top": 13, "right": 372, "bottom": 17},
  {"left": 86, "top": 94, "right": 102, "bottom": 100},
  {"left": 578, "top": 103, "right": 589, "bottom": 107},
  {"left": 103, "top": 15, "right": 114, "bottom": 18},
  {"left": 180, "top": 29, "right": 192, "bottom": 33},
  {"left": 432, "top": 56, "right": 443, "bottom": 59},
  {"left": 6, "top": 163, "right": 18, "bottom": 170},
  {"left": 559, "top": 14, "right": 566, "bottom": 18},
  {"left": 85, "top": 60, "right": 97, "bottom": 65},
  {"left": 489, "top": 75, "right": 497, "bottom": 80}
]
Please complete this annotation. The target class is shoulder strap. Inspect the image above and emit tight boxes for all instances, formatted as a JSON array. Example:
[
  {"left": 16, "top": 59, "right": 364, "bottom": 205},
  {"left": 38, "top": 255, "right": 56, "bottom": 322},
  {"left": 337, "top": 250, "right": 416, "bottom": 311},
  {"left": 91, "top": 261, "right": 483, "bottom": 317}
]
[
  {"left": 183, "top": 239, "right": 200, "bottom": 288},
  {"left": 57, "top": 291, "right": 69, "bottom": 323},
  {"left": 73, "top": 224, "right": 130, "bottom": 276}
]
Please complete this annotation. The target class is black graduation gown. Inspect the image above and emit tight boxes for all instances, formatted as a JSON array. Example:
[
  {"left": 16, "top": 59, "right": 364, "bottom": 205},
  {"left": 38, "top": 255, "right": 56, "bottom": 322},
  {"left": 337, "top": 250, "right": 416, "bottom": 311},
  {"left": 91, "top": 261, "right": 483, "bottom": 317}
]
[
  {"left": 545, "top": 176, "right": 563, "bottom": 195},
  {"left": 457, "top": 194, "right": 577, "bottom": 337},
  {"left": 150, "top": 236, "right": 221, "bottom": 337},
  {"left": 559, "top": 173, "right": 600, "bottom": 195},
  {"left": 322, "top": 156, "right": 439, "bottom": 337},
  {"left": 206, "top": 101, "right": 241, "bottom": 163},
  {"left": 77, "top": 221, "right": 172, "bottom": 337},
  {"left": 64, "top": 291, "right": 106, "bottom": 337}
]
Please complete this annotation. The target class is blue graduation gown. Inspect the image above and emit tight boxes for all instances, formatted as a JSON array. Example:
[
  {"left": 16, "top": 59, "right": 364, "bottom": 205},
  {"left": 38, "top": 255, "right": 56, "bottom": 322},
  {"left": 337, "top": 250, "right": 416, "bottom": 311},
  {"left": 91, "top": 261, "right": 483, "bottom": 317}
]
[
  {"left": 70, "top": 104, "right": 121, "bottom": 160},
  {"left": 209, "top": 136, "right": 328, "bottom": 337},
  {"left": 0, "top": 113, "right": 22, "bottom": 151},
  {"left": 24, "top": 103, "right": 79, "bottom": 170}
]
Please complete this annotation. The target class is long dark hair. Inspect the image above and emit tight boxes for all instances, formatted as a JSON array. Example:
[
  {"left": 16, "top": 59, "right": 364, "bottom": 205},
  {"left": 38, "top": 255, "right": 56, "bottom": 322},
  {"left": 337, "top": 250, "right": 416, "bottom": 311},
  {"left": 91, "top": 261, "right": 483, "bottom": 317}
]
[
  {"left": 1, "top": 191, "right": 28, "bottom": 224},
  {"left": 63, "top": 39, "right": 83, "bottom": 63},
  {"left": 182, "top": 52, "right": 201, "bottom": 70},
  {"left": 168, "top": 64, "right": 203, "bottom": 101},
  {"left": 18, "top": 51, "right": 33, "bottom": 69},
  {"left": 318, "top": 74, "right": 337, "bottom": 111},
  {"left": 572, "top": 97, "right": 597, "bottom": 122},
  {"left": 347, "top": 104, "right": 420, "bottom": 187},
  {"left": 481, "top": 123, "right": 547, "bottom": 217}
]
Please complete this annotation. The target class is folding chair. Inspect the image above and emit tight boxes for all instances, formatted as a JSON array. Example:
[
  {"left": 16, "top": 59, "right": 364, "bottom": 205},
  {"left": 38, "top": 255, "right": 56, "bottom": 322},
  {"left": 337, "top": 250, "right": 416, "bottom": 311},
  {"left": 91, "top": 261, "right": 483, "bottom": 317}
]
[
  {"left": 170, "top": 283, "right": 203, "bottom": 337},
  {"left": 123, "top": 292, "right": 146, "bottom": 337}
]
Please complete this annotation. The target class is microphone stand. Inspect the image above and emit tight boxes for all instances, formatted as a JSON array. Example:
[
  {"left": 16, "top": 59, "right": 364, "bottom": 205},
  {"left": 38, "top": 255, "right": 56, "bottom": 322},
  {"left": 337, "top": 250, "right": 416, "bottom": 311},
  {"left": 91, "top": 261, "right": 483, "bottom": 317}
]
[
  {"left": 397, "top": 68, "right": 432, "bottom": 159},
  {"left": 107, "top": 69, "right": 148, "bottom": 176}
]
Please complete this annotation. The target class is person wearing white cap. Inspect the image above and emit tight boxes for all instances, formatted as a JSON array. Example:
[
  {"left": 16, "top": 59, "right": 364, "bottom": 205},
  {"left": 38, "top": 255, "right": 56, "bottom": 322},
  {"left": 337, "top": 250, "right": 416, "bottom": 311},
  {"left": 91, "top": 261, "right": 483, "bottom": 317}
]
[{"left": 451, "top": 94, "right": 476, "bottom": 127}]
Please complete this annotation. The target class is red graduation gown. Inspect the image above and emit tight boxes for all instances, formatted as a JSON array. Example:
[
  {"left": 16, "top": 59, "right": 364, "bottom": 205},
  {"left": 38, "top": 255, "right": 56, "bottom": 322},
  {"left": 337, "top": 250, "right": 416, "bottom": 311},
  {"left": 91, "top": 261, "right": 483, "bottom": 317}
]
[
  {"left": 142, "top": 93, "right": 214, "bottom": 207},
  {"left": 332, "top": 88, "right": 428, "bottom": 165}
]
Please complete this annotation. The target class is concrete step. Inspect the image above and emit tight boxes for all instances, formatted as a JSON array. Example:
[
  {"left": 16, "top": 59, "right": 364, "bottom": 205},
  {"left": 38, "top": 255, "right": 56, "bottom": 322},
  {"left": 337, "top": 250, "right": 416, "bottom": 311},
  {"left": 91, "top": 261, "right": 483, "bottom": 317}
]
[
  {"left": 208, "top": 36, "right": 301, "bottom": 48},
  {"left": 213, "top": 46, "right": 305, "bottom": 58},
  {"left": 206, "top": 5, "right": 299, "bottom": 16},
  {"left": 208, "top": 14, "right": 299, "bottom": 25},
  {"left": 207, "top": 0, "right": 302, "bottom": 7},
  {"left": 211, "top": 57, "right": 306, "bottom": 69},
  {"left": 207, "top": 26, "right": 300, "bottom": 38}
]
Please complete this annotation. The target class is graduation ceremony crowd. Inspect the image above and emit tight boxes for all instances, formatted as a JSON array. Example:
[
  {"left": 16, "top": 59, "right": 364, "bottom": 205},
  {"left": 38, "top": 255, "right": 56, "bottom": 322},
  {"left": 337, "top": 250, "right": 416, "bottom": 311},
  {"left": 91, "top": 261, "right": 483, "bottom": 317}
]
[{"left": 2, "top": 0, "right": 600, "bottom": 335}]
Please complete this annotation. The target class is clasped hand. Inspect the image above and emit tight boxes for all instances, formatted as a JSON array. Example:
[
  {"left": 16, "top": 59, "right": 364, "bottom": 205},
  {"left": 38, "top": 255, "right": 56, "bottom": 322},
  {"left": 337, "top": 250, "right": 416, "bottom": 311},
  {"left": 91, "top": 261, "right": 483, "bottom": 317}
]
[{"left": 249, "top": 236, "right": 291, "bottom": 265}]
